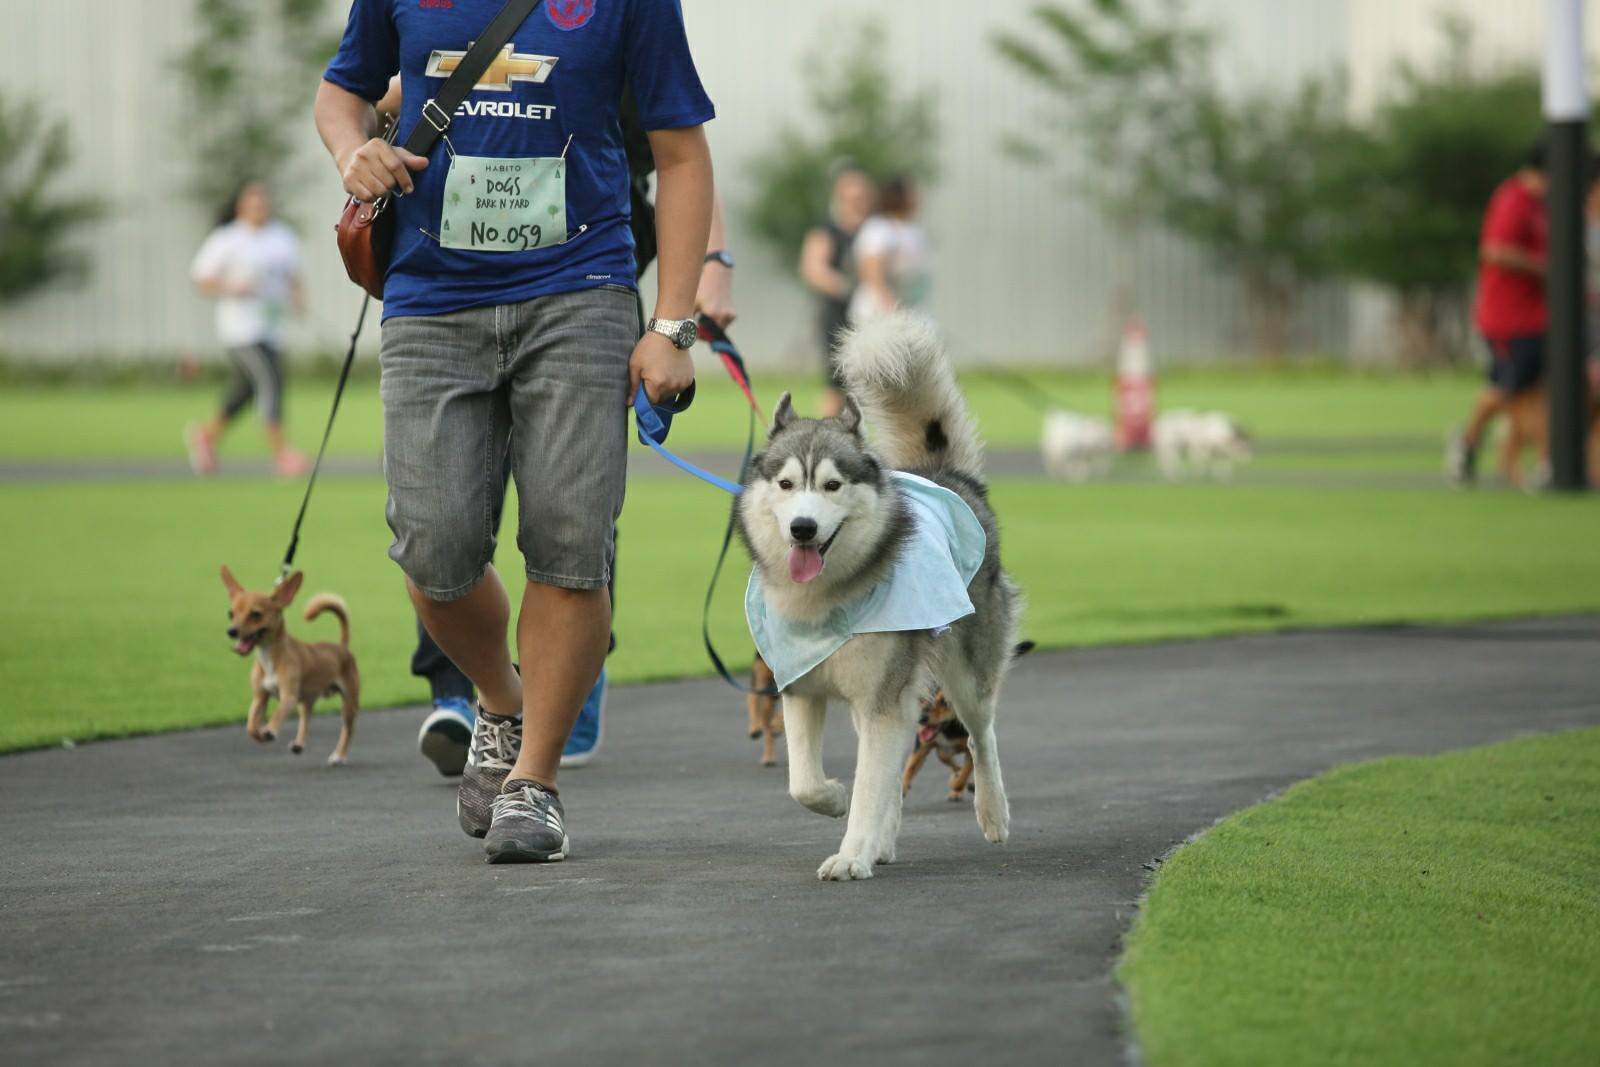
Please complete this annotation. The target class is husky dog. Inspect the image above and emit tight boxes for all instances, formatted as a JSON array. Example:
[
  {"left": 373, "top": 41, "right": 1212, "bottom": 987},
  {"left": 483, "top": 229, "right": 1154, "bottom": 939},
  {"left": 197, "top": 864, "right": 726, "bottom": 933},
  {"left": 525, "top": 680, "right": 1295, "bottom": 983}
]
[{"left": 736, "top": 314, "right": 1021, "bottom": 881}]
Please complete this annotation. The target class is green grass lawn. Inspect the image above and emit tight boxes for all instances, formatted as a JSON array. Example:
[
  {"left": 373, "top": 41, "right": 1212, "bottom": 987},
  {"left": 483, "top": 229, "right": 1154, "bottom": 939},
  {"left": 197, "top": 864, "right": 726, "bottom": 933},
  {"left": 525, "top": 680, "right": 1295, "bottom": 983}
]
[
  {"left": 0, "top": 364, "right": 1480, "bottom": 460},
  {"left": 2, "top": 471, "right": 1597, "bottom": 752},
  {"left": 1117, "top": 728, "right": 1600, "bottom": 1067}
]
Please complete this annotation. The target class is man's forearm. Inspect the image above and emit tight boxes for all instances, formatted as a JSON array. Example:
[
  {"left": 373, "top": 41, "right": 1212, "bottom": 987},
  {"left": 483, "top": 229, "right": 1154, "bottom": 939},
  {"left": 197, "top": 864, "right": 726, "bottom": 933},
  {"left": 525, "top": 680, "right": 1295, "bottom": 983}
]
[
  {"left": 1482, "top": 243, "right": 1546, "bottom": 278},
  {"left": 649, "top": 128, "right": 714, "bottom": 320},
  {"left": 314, "top": 80, "right": 379, "bottom": 172},
  {"left": 705, "top": 188, "right": 727, "bottom": 256}
]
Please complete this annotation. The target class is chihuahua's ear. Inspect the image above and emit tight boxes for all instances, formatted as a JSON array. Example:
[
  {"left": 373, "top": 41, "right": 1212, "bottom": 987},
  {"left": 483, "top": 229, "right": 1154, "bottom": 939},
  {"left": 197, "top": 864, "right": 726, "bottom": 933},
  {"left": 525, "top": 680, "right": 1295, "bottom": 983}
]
[
  {"left": 771, "top": 392, "right": 796, "bottom": 435},
  {"left": 834, "top": 395, "right": 863, "bottom": 436},
  {"left": 273, "top": 570, "right": 304, "bottom": 606},
  {"left": 220, "top": 564, "right": 242, "bottom": 597}
]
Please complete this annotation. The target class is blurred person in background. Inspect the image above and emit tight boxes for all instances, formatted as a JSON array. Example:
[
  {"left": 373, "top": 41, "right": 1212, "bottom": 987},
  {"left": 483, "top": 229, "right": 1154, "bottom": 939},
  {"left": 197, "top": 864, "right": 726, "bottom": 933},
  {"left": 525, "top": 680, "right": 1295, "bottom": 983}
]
[
  {"left": 799, "top": 165, "right": 875, "bottom": 416},
  {"left": 1449, "top": 140, "right": 1548, "bottom": 486},
  {"left": 848, "top": 174, "right": 931, "bottom": 328},
  {"left": 185, "top": 182, "right": 309, "bottom": 478}
]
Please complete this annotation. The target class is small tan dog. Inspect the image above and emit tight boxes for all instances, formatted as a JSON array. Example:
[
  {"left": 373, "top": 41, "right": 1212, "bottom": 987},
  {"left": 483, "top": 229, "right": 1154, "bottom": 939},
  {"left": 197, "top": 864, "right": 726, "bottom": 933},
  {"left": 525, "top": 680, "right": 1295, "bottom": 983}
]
[
  {"left": 220, "top": 565, "right": 360, "bottom": 764},
  {"left": 901, "top": 688, "right": 974, "bottom": 802},
  {"left": 747, "top": 654, "right": 785, "bottom": 767}
]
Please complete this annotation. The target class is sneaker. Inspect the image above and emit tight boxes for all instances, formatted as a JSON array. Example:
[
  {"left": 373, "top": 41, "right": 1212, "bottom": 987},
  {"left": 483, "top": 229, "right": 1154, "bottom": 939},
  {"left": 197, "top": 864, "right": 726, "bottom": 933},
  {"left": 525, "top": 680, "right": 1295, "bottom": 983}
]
[
  {"left": 274, "top": 449, "right": 312, "bottom": 478},
  {"left": 560, "top": 667, "right": 606, "bottom": 768},
  {"left": 485, "top": 779, "right": 570, "bottom": 863},
  {"left": 184, "top": 422, "right": 218, "bottom": 476},
  {"left": 458, "top": 708, "right": 521, "bottom": 838},
  {"left": 1446, "top": 429, "right": 1478, "bottom": 487},
  {"left": 418, "top": 697, "right": 474, "bottom": 777}
]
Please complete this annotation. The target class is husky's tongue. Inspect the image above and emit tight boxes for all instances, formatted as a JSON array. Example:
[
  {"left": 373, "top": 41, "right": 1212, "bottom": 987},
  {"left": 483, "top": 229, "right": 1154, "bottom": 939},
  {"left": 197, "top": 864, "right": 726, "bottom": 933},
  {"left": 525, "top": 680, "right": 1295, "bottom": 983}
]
[{"left": 788, "top": 544, "right": 825, "bottom": 584}]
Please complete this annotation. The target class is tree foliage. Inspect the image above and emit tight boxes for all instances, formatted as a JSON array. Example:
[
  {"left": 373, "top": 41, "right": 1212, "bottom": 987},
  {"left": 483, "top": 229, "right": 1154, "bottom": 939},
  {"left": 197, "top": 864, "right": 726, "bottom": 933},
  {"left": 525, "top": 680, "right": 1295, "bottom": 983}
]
[
  {"left": 995, "top": 0, "right": 1356, "bottom": 357},
  {"left": 745, "top": 19, "right": 940, "bottom": 265},
  {"left": 1329, "top": 18, "right": 1540, "bottom": 295},
  {"left": 170, "top": 0, "right": 341, "bottom": 214},
  {"left": 992, "top": 0, "right": 1212, "bottom": 233},
  {"left": 0, "top": 94, "right": 105, "bottom": 306}
]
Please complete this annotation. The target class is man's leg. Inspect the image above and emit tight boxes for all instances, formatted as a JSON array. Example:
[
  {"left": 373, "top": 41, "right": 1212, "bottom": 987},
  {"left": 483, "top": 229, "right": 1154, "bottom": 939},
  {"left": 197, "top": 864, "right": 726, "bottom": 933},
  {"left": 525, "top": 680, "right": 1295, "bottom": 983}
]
[
  {"left": 481, "top": 286, "right": 636, "bottom": 862},
  {"left": 508, "top": 584, "right": 611, "bottom": 789},
  {"left": 1462, "top": 386, "right": 1508, "bottom": 449},
  {"left": 408, "top": 573, "right": 522, "bottom": 719},
  {"left": 1450, "top": 337, "right": 1515, "bottom": 485}
]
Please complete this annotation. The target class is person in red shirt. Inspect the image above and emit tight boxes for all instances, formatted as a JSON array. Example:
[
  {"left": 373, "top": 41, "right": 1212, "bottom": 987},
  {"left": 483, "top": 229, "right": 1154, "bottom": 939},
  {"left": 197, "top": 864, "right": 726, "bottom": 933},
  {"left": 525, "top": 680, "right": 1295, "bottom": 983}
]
[{"left": 1449, "top": 139, "right": 1549, "bottom": 485}]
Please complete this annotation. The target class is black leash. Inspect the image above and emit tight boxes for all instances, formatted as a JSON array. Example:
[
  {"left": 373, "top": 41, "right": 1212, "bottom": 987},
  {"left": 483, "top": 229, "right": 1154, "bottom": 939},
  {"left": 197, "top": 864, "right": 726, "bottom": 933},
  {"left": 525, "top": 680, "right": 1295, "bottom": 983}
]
[
  {"left": 278, "top": 294, "right": 369, "bottom": 580},
  {"left": 695, "top": 317, "right": 778, "bottom": 696}
]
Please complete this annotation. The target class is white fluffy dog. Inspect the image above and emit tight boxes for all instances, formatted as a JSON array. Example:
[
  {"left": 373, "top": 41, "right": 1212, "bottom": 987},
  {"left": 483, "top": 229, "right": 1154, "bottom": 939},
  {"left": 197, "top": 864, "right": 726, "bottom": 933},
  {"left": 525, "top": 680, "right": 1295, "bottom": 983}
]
[
  {"left": 1152, "top": 410, "right": 1252, "bottom": 481},
  {"left": 1040, "top": 409, "right": 1115, "bottom": 482}
]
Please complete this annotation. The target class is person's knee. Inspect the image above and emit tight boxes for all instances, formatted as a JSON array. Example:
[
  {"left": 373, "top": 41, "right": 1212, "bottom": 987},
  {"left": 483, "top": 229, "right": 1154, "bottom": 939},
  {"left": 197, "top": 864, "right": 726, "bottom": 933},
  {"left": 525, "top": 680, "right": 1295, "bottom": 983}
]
[{"left": 392, "top": 525, "right": 492, "bottom": 603}]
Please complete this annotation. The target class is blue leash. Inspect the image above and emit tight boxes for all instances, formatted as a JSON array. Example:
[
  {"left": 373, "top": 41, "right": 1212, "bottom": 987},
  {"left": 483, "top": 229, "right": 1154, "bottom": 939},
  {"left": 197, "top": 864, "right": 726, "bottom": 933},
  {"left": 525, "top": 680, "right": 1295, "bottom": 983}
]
[
  {"left": 633, "top": 383, "right": 744, "bottom": 495},
  {"left": 633, "top": 319, "right": 777, "bottom": 696}
]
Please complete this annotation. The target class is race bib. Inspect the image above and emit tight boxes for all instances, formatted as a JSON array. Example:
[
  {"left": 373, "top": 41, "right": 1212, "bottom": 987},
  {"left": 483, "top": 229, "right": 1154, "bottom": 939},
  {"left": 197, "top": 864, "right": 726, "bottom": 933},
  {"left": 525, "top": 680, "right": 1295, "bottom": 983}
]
[{"left": 439, "top": 155, "right": 567, "bottom": 253}]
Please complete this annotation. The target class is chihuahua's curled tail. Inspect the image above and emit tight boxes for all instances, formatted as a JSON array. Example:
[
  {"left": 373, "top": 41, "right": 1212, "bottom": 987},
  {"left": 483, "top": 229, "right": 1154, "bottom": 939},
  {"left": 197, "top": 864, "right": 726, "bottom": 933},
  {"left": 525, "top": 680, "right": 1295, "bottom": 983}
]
[{"left": 303, "top": 594, "right": 351, "bottom": 647}]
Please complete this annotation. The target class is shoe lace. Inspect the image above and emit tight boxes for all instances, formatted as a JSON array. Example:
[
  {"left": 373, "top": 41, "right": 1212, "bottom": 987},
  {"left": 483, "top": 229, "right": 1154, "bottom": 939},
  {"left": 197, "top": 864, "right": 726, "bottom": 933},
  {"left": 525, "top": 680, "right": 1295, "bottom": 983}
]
[
  {"left": 494, "top": 784, "right": 564, "bottom": 833},
  {"left": 471, "top": 715, "right": 520, "bottom": 772}
]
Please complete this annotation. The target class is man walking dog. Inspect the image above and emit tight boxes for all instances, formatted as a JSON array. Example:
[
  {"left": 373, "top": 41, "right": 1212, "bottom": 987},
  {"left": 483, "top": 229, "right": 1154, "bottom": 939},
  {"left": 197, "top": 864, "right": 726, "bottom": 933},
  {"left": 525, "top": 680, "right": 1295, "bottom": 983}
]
[{"left": 315, "top": 0, "right": 714, "bottom": 862}]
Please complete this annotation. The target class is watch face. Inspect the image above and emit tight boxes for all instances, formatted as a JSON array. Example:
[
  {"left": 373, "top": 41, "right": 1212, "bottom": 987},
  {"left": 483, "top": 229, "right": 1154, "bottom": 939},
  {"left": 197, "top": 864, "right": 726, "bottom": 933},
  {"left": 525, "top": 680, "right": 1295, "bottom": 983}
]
[{"left": 674, "top": 320, "right": 699, "bottom": 348}]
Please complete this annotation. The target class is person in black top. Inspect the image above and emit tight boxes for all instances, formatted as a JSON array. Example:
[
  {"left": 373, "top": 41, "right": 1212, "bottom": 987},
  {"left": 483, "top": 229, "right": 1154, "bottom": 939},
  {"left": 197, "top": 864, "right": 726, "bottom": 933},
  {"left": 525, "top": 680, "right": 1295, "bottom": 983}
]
[{"left": 798, "top": 166, "right": 875, "bottom": 417}]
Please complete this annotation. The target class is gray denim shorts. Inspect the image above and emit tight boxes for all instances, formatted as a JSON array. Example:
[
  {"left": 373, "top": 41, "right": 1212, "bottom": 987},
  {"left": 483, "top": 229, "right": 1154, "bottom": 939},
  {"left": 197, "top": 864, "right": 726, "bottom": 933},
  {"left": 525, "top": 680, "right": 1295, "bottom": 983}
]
[{"left": 379, "top": 285, "right": 639, "bottom": 600}]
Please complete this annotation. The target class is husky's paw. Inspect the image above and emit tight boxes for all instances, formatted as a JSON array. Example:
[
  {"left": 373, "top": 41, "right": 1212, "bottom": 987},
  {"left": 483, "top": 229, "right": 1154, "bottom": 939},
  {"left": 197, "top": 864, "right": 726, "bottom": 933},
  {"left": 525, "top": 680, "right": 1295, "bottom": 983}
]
[
  {"left": 977, "top": 797, "right": 1010, "bottom": 844},
  {"left": 792, "top": 779, "right": 848, "bottom": 818},
  {"left": 875, "top": 840, "right": 897, "bottom": 865},
  {"left": 817, "top": 852, "right": 873, "bottom": 881},
  {"left": 326, "top": 753, "right": 347, "bottom": 767}
]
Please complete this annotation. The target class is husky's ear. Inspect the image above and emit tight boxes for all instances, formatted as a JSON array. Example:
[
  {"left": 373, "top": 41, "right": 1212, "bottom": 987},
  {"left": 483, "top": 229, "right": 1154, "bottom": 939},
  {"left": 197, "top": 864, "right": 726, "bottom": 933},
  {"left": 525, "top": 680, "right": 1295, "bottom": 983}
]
[
  {"left": 771, "top": 392, "right": 797, "bottom": 434},
  {"left": 272, "top": 570, "right": 303, "bottom": 607},
  {"left": 834, "top": 396, "right": 863, "bottom": 436},
  {"left": 220, "top": 564, "right": 242, "bottom": 597}
]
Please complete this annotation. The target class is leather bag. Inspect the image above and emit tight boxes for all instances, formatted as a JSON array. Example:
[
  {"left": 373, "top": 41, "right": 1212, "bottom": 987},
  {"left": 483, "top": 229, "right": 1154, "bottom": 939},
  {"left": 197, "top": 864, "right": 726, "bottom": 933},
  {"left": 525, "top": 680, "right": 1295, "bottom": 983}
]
[{"left": 334, "top": 0, "right": 539, "bottom": 298}]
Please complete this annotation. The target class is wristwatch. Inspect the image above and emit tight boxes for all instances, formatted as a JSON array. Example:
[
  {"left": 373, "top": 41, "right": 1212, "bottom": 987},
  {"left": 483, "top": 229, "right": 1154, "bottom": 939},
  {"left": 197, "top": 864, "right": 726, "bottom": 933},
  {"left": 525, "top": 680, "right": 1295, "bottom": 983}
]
[
  {"left": 704, "top": 249, "right": 735, "bottom": 269},
  {"left": 647, "top": 316, "right": 699, "bottom": 350}
]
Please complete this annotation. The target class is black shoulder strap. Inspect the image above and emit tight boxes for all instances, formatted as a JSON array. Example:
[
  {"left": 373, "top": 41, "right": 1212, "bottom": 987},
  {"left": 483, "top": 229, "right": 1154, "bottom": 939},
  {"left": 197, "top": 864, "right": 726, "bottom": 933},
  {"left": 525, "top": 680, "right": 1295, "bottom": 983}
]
[{"left": 400, "top": 0, "right": 541, "bottom": 157}]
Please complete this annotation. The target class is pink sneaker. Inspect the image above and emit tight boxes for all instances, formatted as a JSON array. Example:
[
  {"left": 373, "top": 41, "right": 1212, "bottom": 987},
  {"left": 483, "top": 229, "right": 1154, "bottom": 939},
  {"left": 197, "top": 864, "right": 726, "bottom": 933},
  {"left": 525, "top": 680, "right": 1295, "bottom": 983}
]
[
  {"left": 184, "top": 423, "right": 218, "bottom": 475},
  {"left": 273, "top": 449, "right": 311, "bottom": 478}
]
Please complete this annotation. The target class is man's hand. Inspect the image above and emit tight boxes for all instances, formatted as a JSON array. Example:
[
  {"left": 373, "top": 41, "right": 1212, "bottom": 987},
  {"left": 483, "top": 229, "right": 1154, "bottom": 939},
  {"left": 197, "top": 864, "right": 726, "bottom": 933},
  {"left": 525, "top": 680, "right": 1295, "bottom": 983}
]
[
  {"left": 339, "top": 138, "right": 428, "bottom": 202},
  {"left": 628, "top": 331, "right": 695, "bottom": 406},
  {"left": 695, "top": 262, "right": 736, "bottom": 328}
]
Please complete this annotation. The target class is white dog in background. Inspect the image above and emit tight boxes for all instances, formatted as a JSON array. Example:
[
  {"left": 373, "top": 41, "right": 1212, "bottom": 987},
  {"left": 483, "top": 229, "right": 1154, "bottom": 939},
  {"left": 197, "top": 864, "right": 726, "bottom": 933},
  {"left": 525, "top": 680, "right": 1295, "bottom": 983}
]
[
  {"left": 1041, "top": 409, "right": 1115, "bottom": 482},
  {"left": 1153, "top": 410, "right": 1252, "bottom": 481}
]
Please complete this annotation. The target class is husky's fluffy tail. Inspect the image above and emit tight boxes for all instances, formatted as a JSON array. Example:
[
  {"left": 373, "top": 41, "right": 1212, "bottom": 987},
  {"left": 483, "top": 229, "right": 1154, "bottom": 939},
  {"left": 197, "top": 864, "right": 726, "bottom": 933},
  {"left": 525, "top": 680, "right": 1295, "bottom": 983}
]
[
  {"left": 304, "top": 594, "right": 350, "bottom": 647},
  {"left": 836, "top": 313, "right": 983, "bottom": 478}
]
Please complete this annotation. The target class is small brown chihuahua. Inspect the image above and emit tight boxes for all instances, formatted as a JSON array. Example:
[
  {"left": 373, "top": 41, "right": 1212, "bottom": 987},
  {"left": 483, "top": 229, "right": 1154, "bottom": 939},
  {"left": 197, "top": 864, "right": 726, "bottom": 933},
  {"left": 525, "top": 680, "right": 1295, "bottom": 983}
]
[
  {"left": 901, "top": 688, "right": 974, "bottom": 802},
  {"left": 747, "top": 654, "right": 785, "bottom": 767},
  {"left": 220, "top": 565, "right": 360, "bottom": 765}
]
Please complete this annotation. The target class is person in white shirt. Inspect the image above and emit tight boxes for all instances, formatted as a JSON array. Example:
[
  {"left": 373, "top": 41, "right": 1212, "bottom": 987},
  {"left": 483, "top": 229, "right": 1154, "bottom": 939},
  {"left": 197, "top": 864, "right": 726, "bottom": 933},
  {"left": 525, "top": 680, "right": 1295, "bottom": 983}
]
[
  {"left": 848, "top": 175, "right": 932, "bottom": 326},
  {"left": 185, "top": 181, "right": 309, "bottom": 477}
]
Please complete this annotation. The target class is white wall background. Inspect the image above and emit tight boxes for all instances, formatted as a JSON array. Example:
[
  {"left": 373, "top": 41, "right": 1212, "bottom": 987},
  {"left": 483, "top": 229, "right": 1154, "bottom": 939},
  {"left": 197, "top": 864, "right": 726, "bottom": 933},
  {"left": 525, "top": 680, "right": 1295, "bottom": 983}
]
[{"left": 0, "top": 1, "right": 1588, "bottom": 367}]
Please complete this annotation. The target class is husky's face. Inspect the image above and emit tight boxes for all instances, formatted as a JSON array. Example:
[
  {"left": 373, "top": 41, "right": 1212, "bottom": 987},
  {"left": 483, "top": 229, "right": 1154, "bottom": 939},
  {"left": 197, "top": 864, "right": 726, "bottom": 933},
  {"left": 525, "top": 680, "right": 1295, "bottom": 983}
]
[{"left": 739, "top": 393, "right": 890, "bottom": 588}]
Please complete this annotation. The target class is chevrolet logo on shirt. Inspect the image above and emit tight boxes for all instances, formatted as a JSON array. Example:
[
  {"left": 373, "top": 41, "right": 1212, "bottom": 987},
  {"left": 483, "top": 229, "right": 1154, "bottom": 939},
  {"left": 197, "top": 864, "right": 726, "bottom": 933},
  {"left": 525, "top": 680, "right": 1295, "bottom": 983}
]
[{"left": 425, "top": 44, "right": 557, "bottom": 90}]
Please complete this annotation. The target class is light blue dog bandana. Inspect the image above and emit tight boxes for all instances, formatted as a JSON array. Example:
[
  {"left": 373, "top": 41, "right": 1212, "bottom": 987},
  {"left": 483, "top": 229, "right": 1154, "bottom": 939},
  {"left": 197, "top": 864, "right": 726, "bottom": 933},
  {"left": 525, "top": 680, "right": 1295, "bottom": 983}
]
[{"left": 746, "top": 471, "right": 987, "bottom": 690}]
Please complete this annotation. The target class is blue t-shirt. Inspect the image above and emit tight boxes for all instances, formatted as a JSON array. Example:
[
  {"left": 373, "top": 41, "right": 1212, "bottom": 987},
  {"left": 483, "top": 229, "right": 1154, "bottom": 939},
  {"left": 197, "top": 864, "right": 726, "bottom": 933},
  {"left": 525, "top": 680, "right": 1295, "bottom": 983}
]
[{"left": 324, "top": 0, "right": 714, "bottom": 319}]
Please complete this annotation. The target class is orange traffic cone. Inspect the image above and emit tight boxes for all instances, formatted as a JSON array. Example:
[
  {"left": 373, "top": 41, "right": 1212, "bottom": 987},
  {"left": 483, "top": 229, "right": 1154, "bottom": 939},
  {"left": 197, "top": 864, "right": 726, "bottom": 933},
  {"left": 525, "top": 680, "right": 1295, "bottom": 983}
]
[{"left": 1114, "top": 320, "right": 1157, "bottom": 451}]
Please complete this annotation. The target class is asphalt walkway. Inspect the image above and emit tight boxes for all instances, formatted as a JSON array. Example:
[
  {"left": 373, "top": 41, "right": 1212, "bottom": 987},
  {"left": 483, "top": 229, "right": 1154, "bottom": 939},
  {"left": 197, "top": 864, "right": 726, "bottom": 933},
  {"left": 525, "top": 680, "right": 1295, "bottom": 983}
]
[
  {"left": 0, "top": 435, "right": 1445, "bottom": 488},
  {"left": 2, "top": 617, "right": 1596, "bottom": 1065}
]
